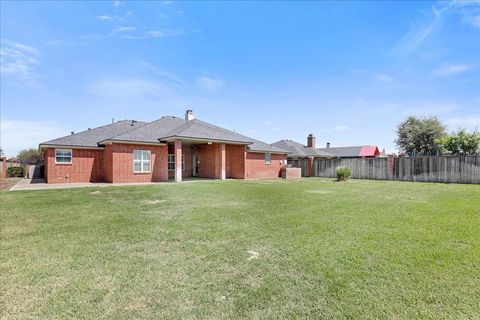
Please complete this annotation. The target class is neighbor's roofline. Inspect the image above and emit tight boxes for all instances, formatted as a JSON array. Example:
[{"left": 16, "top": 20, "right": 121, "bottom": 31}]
[{"left": 247, "top": 149, "right": 290, "bottom": 154}]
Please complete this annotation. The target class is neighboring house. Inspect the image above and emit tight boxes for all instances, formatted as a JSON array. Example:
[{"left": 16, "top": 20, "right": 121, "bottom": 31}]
[
  {"left": 272, "top": 134, "right": 333, "bottom": 176},
  {"left": 272, "top": 135, "right": 333, "bottom": 160},
  {"left": 316, "top": 143, "right": 380, "bottom": 158},
  {"left": 39, "top": 110, "right": 288, "bottom": 183}
]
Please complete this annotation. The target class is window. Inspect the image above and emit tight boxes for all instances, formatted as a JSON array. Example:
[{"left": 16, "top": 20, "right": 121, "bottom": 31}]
[
  {"left": 55, "top": 149, "right": 72, "bottom": 164},
  {"left": 168, "top": 154, "right": 185, "bottom": 171},
  {"left": 133, "top": 150, "right": 151, "bottom": 173},
  {"left": 264, "top": 153, "right": 271, "bottom": 165}
]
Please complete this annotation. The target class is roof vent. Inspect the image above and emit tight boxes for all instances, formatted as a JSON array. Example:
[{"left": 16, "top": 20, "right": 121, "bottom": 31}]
[
  {"left": 71, "top": 131, "right": 74, "bottom": 135},
  {"left": 185, "top": 109, "right": 195, "bottom": 121},
  {"left": 130, "top": 120, "right": 136, "bottom": 126},
  {"left": 326, "top": 142, "right": 330, "bottom": 149}
]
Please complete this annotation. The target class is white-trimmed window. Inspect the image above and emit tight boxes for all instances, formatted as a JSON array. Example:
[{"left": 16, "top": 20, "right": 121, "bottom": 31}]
[
  {"left": 133, "top": 150, "right": 151, "bottom": 173},
  {"left": 55, "top": 149, "right": 72, "bottom": 164},
  {"left": 168, "top": 154, "right": 185, "bottom": 171},
  {"left": 264, "top": 153, "right": 271, "bottom": 165}
]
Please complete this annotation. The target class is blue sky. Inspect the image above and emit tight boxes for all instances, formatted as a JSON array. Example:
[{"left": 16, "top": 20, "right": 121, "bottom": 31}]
[{"left": 1, "top": 1, "right": 479, "bottom": 156}]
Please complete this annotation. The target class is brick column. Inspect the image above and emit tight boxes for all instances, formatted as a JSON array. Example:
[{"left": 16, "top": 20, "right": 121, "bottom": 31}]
[
  {"left": 215, "top": 143, "right": 226, "bottom": 180},
  {"left": 174, "top": 139, "right": 182, "bottom": 182},
  {"left": 308, "top": 157, "right": 314, "bottom": 177}
]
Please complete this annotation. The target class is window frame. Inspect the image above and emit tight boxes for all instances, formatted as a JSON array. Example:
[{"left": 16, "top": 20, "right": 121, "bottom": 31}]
[
  {"left": 264, "top": 153, "right": 272, "bottom": 165},
  {"left": 133, "top": 150, "right": 152, "bottom": 173},
  {"left": 55, "top": 148, "right": 72, "bottom": 164},
  {"left": 167, "top": 154, "right": 185, "bottom": 171}
]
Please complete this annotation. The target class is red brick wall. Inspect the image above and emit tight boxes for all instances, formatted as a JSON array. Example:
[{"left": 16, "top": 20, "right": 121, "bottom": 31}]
[
  {"left": 196, "top": 144, "right": 217, "bottom": 178},
  {"left": 167, "top": 144, "right": 193, "bottom": 179},
  {"left": 44, "top": 148, "right": 104, "bottom": 183},
  {"left": 226, "top": 145, "right": 245, "bottom": 178},
  {"left": 244, "top": 152, "right": 286, "bottom": 179},
  {"left": 104, "top": 144, "right": 168, "bottom": 183}
]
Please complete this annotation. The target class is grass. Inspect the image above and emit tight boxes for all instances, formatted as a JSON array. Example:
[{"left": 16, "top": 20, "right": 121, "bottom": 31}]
[{"left": 1, "top": 178, "right": 479, "bottom": 319}]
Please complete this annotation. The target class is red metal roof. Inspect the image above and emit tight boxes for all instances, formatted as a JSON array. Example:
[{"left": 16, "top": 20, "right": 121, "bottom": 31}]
[{"left": 359, "top": 146, "right": 380, "bottom": 157}]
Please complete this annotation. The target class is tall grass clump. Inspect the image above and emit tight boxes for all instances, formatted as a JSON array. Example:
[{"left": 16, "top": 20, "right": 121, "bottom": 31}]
[{"left": 336, "top": 166, "right": 352, "bottom": 181}]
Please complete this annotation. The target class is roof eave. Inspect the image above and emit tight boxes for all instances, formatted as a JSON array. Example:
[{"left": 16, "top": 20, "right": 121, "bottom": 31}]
[
  {"left": 39, "top": 144, "right": 105, "bottom": 150},
  {"left": 159, "top": 135, "right": 252, "bottom": 145},
  {"left": 99, "top": 139, "right": 167, "bottom": 146}
]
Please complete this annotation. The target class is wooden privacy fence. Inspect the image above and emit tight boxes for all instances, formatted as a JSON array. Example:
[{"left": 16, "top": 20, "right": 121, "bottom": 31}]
[
  {"left": 296, "top": 156, "right": 480, "bottom": 184},
  {"left": 288, "top": 159, "right": 309, "bottom": 177}
]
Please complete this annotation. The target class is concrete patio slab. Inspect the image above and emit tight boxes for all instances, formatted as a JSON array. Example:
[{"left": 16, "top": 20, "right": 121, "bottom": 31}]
[{"left": 10, "top": 177, "right": 213, "bottom": 191}]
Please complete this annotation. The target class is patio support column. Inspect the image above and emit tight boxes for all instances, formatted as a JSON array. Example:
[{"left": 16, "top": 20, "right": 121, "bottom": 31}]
[
  {"left": 174, "top": 139, "right": 182, "bottom": 183},
  {"left": 215, "top": 143, "right": 226, "bottom": 180},
  {"left": 308, "top": 157, "right": 314, "bottom": 177}
]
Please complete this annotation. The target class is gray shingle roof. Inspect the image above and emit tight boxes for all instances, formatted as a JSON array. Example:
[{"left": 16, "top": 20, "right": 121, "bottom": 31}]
[
  {"left": 272, "top": 140, "right": 333, "bottom": 158},
  {"left": 159, "top": 119, "right": 254, "bottom": 144},
  {"left": 316, "top": 146, "right": 365, "bottom": 158},
  {"left": 40, "top": 120, "right": 146, "bottom": 148},
  {"left": 107, "top": 116, "right": 187, "bottom": 143},
  {"left": 40, "top": 116, "right": 289, "bottom": 154}
]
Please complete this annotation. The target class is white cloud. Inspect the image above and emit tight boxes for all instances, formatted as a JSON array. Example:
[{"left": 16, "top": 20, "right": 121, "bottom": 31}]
[
  {"left": 113, "top": 26, "right": 136, "bottom": 32},
  {"left": 446, "top": 115, "right": 480, "bottom": 131},
  {"left": 434, "top": 63, "right": 475, "bottom": 75},
  {"left": 95, "top": 15, "right": 113, "bottom": 21},
  {"left": 393, "top": 1, "right": 480, "bottom": 55},
  {"left": 375, "top": 74, "right": 395, "bottom": 82},
  {"left": 452, "top": 0, "right": 480, "bottom": 28},
  {"left": 0, "top": 119, "right": 67, "bottom": 157},
  {"left": 392, "top": 5, "right": 443, "bottom": 56},
  {"left": 334, "top": 125, "right": 350, "bottom": 132},
  {"left": 0, "top": 39, "right": 42, "bottom": 85},
  {"left": 122, "top": 29, "right": 184, "bottom": 39},
  {"left": 467, "top": 14, "right": 480, "bottom": 28},
  {"left": 195, "top": 77, "right": 225, "bottom": 91},
  {"left": 113, "top": 0, "right": 121, "bottom": 6}
]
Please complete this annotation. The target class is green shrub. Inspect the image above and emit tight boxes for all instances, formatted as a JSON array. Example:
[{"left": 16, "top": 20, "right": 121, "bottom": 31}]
[
  {"left": 6, "top": 167, "right": 24, "bottom": 178},
  {"left": 336, "top": 166, "right": 351, "bottom": 181}
]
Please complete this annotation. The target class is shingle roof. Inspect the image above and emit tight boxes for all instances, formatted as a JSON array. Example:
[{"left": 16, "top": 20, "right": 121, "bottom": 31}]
[
  {"left": 272, "top": 140, "right": 333, "bottom": 158},
  {"left": 40, "top": 116, "right": 289, "bottom": 154},
  {"left": 106, "top": 116, "right": 187, "bottom": 143},
  {"left": 39, "top": 120, "right": 146, "bottom": 148},
  {"left": 316, "top": 145, "right": 379, "bottom": 158},
  {"left": 158, "top": 119, "right": 254, "bottom": 144}
]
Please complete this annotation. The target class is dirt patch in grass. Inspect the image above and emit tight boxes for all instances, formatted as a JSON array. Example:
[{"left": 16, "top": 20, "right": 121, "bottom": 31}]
[
  {"left": 90, "top": 190, "right": 102, "bottom": 195},
  {"left": 247, "top": 250, "right": 260, "bottom": 260},
  {"left": 143, "top": 199, "right": 167, "bottom": 204},
  {"left": 0, "top": 178, "right": 21, "bottom": 190},
  {"left": 306, "top": 190, "right": 333, "bottom": 194}
]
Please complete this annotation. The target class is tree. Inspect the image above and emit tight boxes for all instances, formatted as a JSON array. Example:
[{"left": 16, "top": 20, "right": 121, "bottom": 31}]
[
  {"left": 17, "top": 148, "right": 43, "bottom": 164},
  {"left": 395, "top": 116, "right": 446, "bottom": 155},
  {"left": 438, "top": 129, "right": 480, "bottom": 155}
]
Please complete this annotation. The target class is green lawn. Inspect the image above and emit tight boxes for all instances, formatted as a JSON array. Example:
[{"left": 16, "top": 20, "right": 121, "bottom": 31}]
[{"left": 1, "top": 179, "right": 479, "bottom": 319}]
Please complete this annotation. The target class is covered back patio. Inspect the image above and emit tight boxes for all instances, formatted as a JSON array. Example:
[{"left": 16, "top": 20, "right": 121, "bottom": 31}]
[{"left": 166, "top": 139, "right": 247, "bottom": 182}]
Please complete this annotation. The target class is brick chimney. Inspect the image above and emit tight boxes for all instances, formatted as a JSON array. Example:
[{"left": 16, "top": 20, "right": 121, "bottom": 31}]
[
  {"left": 185, "top": 109, "right": 195, "bottom": 121},
  {"left": 307, "top": 134, "right": 316, "bottom": 148}
]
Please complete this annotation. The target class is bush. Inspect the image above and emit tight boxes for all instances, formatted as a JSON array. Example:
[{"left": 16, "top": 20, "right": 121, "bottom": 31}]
[
  {"left": 6, "top": 167, "right": 24, "bottom": 178},
  {"left": 336, "top": 166, "right": 351, "bottom": 181}
]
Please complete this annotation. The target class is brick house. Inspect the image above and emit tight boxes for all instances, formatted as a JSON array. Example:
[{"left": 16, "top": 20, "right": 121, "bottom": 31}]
[{"left": 39, "top": 110, "right": 289, "bottom": 183}]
